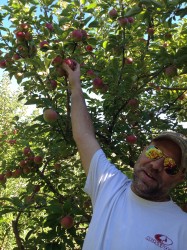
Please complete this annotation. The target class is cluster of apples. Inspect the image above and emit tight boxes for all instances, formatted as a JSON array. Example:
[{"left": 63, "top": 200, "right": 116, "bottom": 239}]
[
  {"left": 52, "top": 56, "right": 77, "bottom": 78},
  {"left": 0, "top": 146, "right": 44, "bottom": 185},
  {"left": 0, "top": 23, "right": 37, "bottom": 68},
  {"left": 14, "top": 23, "right": 37, "bottom": 58},
  {"left": 108, "top": 8, "right": 135, "bottom": 27}
]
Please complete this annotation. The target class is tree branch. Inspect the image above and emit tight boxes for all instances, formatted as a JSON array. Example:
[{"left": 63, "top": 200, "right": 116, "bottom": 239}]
[{"left": 12, "top": 212, "right": 25, "bottom": 250}]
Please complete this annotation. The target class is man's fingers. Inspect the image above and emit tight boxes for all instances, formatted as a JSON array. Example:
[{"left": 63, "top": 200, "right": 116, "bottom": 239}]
[{"left": 62, "top": 62, "right": 71, "bottom": 74}]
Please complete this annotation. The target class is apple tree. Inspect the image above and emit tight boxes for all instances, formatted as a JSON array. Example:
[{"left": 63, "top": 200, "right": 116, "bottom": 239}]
[{"left": 0, "top": 0, "right": 187, "bottom": 249}]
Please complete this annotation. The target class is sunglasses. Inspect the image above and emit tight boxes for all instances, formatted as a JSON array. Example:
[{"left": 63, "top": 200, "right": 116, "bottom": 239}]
[{"left": 145, "top": 145, "right": 180, "bottom": 175}]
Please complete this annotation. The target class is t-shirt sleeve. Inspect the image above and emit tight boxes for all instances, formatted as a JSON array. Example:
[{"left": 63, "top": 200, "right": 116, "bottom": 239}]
[{"left": 84, "top": 149, "right": 129, "bottom": 207}]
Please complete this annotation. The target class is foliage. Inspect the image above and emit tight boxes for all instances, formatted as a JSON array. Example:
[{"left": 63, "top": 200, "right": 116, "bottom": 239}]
[{"left": 0, "top": 0, "right": 187, "bottom": 249}]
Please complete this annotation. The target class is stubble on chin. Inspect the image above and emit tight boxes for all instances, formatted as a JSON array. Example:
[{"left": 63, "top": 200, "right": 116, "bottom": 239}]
[{"left": 131, "top": 171, "right": 161, "bottom": 200}]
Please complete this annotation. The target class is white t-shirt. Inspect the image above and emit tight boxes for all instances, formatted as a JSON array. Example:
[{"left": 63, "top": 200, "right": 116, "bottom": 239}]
[{"left": 83, "top": 149, "right": 187, "bottom": 250}]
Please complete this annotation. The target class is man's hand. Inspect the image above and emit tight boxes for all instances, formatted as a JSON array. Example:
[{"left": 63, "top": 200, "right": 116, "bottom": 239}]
[{"left": 62, "top": 59, "right": 81, "bottom": 90}]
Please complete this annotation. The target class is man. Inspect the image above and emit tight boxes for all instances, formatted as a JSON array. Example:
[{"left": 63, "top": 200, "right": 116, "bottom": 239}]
[{"left": 62, "top": 61, "right": 187, "bottom": 250}]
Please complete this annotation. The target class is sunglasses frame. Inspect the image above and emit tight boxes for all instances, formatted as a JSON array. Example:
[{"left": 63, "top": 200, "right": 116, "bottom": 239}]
[{"left": 145, "top": 145, "right": 180, "bottom": 176}]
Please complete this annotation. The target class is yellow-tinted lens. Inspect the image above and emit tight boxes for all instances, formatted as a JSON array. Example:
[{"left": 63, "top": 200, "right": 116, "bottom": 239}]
[
  {"left": 164, "top": 157, "right": 179, "bottom": 175},
  {"left": 145, "top": 146, "right": 163, "bottom": 160},
  {"left": 164, "top": 157, "right": 176, "bottom": 168}
]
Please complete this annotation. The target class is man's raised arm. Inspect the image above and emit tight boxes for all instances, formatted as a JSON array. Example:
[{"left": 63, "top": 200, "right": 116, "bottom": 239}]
[{"left": 63, "top": 61, "right": 101, "bottom": 175}]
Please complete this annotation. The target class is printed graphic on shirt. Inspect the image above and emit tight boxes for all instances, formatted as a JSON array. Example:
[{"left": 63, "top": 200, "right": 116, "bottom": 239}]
[{"left": 146, "top": 233, "right": 173, "bottom": 250}]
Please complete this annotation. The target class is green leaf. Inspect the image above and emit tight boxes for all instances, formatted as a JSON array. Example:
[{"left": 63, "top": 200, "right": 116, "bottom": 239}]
[
  {"left": 125, "top": 6, "right": 142, "bottom": 17},
  {"left": 0, "top": 27, "right": 9, "bottom": 32},
  {"left": 102, "top": 41, "right": 108, "bottom": 49},
  {"left": 25, "top": 98, "right": 46, "bottom": 105},
  {"left": 1, "top": 5, "right": 12, "bottom": 12},
  {"left": 0, "top": 208, "right": 15, "bottom": 216},
  {"left": 175, "top": 8, "right": 187, "bottom": 18},
  {"left": 29, "top": 0, "right": 39, "bottom": 4},
  {"left": 84, "top": 15, "right": 93, "bottom": 26},
  {"left": 86, "top": 2, "right": 97, "bottom": 10},
  {"left": 150, "top": 0, "right": 163, "bottom": 7},
  {"left": 88, "top": 20, "right": 99, "bottom": 28},
  {"left": 29, "top": 6, "right": 37, "bottom": 15}
]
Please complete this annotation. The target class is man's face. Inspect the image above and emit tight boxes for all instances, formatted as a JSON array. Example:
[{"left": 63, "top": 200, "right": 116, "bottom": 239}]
[{"left": 131, "top": 139, "right": 185, "bottom": 201}]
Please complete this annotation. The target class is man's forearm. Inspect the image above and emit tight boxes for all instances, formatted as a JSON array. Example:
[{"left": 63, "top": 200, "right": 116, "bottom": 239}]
[
  {"left": 63, "top": 61, "right": 100, "bottom": 174},
  {"left": 71, "top": 87, "right": 95, "bottom": 143}
]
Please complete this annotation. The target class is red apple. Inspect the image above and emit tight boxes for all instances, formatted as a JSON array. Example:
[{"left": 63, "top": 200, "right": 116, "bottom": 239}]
[
  {"left": 39, "top": 41, "right": 49, "bottom": 51},
  {"left": 147, "top": 28, "right": 154, "bottom": 35},
  {"left": 86, "top": 45, "right": 93, "bottom": 52},
  {"left": 22, "top": 166, "right": 31, "bottom": 174},
  {"left": 34, "top": 155, "right": 43, "bottom": 165},
  {"left": 0, "top": 60, "right": 7, "bottom": 68},
  {"left": 23, "top": 146, "right": 31, "bottom": 156},
  {"left": 52, "top": 55, "right": 63, "bottom": 67},
  {"left": 126, "top": 135, "right": 137, "bottom": 144},
  {"left": 43, "top": 109, "right": 58, "bottom": 123},
  {"left": 71, "top": 29, "right": 87, "bottom": 42},
  {"left": 109, "top": 8, "right": 118, "bottom": 19},
  {"left": 125, "top": 57, "right": 133, "bottom": 64},
  {"left": 19, "top": 23, "right": 30, "bottom": 31},
  {"left": 87, "top": 69, "right": 95, "bottom": 78},
  {"left": 93, "top": 77, "right": 104, "bottom": 89},
  {"left": 5, "top": 170, "right": 12, "bottom": 178},
  {"left": 8, "top": 139, "right": 16, "bottom": 145},
  {"left": 127, "top": 98, "right": 139, "bottom": 108},
  {"left": 63, "top": 58, "right": 77, "bottom": 71},
  {"left": 128, "top": 17, "right": 135, "bottom": 23},
  {"left": 46, "top": 79, "right": 57, "bottom": 90},
  {"left": 19, "top": 160, "right": 28, "bottom": 168},
  {"left": 118, "top": 17, "right": 129, "bottom": 27},
  {"left": 26, "top": 156, "right": 35, "bottom": 165},
  {"left": 45, "top": 23, "right": 54, "bottom": 31},
  {"left": 15, "top": 31, "right": 25, "bottom": 41},
  {"left": 13, "top": 53, "right": 21, "bottom": 60},
  {"left": 25, "top": 31, "right": 32, "bottom": 41},
  {"left": 60, "top": 216, "right": 74, "bottom": 229},
  {"left": 164, "top": 65, "right": 177, "bottom": 77},
  {"left": 12, "top": 169, "right": 22, "bottom": 178},
  {"left": 0, "top": 174, "right": 6, "bottom": 183},
  {"left": 5, "top": 53, "right": 13, "bottom": 64},
  {"left": 71, "top": 30, "right": 83, "bottom": 42}
]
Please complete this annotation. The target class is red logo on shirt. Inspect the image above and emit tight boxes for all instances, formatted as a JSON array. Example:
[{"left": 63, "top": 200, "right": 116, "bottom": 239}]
[
  {"left": 146, "top": 233, "right": 173, "bottom": 249},
  {"left": 155, "top": 234, "right": 173, "bottom": 245}
]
